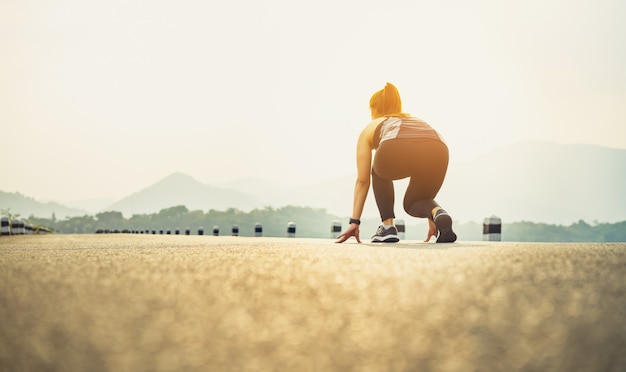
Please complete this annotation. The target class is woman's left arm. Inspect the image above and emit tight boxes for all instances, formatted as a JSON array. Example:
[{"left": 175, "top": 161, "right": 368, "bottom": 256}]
[{"left": 336, "top": 123, "right": 376, "bottom": 243}]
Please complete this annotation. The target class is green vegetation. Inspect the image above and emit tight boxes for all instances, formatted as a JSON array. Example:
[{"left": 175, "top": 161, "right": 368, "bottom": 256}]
[
  {"left": 24, "top": 206, "right": 341, "bottom": 238},
  {"left": 506, "top": 220, "right": 626, "bottom": 242},
  {"left": 12, "top": 206, "right": 626, "bottom": 242},
  {"left": 444, "top": 220, "right": 626, "bottom": 242}
]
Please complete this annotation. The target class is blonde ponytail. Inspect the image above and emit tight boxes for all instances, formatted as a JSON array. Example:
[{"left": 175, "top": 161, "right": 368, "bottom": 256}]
[{"left": 369, "top": 82, "right": 409, "bottom": 118}]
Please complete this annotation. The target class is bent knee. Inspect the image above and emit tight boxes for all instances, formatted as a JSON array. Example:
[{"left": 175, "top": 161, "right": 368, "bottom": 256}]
[{"left": 404, "top": 199, "right": 435, "bottom": 219}]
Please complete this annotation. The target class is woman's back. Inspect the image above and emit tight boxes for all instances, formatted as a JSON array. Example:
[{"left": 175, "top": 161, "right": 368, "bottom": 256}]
[{"left": 374, "top": 117, "right": 444, "bottom": 149}]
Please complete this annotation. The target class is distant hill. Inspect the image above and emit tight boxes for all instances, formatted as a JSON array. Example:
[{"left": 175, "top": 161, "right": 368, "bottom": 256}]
[
  {"left": 438, "top": 141, "right": 626, "bottom": 224},
  {"left": 223, "top": 176, "right": 358, "bottom": 216},
  {"left": 103, "top": 172, "right": 260, "bottom": 217},
  {"left": 222, "top": 141, "right": 626, "bottom": 224},
  {"left": 0, "top": 191, "right": 87, "bottom": 219},
  {"left": 64, "top": 197, "right": 115, "bottom": 215},
  {"left": 4, "top": 141, "right": 626, "bottom": 224}
]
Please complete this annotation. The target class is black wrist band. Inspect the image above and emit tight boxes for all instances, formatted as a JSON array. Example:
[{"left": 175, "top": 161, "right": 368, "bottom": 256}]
[{"left": 349, "top": 218, "right": 361, "bottom": 225}]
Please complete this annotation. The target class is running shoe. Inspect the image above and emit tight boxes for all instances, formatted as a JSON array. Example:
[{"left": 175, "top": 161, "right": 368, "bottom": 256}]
[
  {"left": 434, "top": 209, "right": 457, "bottom": 243},
  {"left": 371, "top": 225, "right": 400, "bottom": 243}
]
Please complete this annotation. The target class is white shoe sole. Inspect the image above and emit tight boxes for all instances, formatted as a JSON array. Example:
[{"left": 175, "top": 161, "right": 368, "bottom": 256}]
[{"left": 371, "top": 235, "right": 400, "bottom": 243}]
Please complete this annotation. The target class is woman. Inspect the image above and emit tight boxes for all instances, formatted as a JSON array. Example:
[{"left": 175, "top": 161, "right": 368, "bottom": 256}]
[{"left": 336, "top": 82, "right": 457, "bottom": 244}]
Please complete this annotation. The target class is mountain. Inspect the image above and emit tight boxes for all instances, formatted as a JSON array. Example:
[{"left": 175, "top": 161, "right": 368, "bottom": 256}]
[
  {"left": 215, "top": 177, "right": 365, "bottom": 217},
  {"left": 215, "top": 178, "right": 284, "bottom": 197},
  {"left": 438, "top": 141, "right": 626, "bottom": 224},
  {"left": 103, "top": 172, "right": 260, "bottom": 217},
  {"left": 4, "top": 141, "right": 625, "bottom": 225},
  {"left": 222, "top": 141, "right": 626, "bottom": 225},
  {"left": 64, "top": 197, "right": 115, "bottom": 214},
  {"left": 0, "top": 191, "right": 88, "bottom": 219}
]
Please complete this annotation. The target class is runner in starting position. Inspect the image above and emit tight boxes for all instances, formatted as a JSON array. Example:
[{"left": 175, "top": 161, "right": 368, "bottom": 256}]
[{"left": 336, "top": 82, "right": 457, "bottom": 244}]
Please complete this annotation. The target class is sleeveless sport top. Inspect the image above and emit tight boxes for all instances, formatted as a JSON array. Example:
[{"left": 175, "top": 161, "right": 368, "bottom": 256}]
[{"left": 373, "top": 117, "right": 444, "bottom": 149}]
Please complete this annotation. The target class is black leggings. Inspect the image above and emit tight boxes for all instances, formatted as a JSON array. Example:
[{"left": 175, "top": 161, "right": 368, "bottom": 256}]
[{"left": 371, "top": 139, "right": 449, "bottom": 221}]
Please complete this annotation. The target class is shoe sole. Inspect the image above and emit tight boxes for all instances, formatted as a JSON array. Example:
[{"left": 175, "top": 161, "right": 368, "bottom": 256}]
[
  {"left": 435, "top": 213, "right": 457, "bottom": 243},
  {"left": 371, "top": 235, "right": 400, "bottom": 243}
]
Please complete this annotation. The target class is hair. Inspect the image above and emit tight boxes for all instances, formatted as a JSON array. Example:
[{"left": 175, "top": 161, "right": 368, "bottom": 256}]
[{"left": 369, "top": 82, "right": 410, "bottom": 118}]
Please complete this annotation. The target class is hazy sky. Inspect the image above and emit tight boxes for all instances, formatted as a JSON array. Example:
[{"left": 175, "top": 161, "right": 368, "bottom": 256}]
[{"left": 2, "top": 0, "right": 625, "bottom": 202}]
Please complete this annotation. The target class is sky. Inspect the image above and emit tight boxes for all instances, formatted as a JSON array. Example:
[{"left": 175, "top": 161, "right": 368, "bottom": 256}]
[{"left": 1, "top": 0, "right": 625, "bottom": 203}]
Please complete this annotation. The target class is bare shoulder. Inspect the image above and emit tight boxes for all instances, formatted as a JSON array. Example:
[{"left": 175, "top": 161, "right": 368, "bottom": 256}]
[
  {"left": 357, "top": 117, "right": 386, "bottom": 150},
  {"left": 360, "top": 117, "right": 386, "bottom": 138}
]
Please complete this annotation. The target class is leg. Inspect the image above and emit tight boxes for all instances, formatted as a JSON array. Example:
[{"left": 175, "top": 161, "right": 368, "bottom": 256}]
[
  {"left": 401, "top": 141, "right": 456, "bottom": 242},
  {"left": 402, "top": 141, "right": 449, "bottom": 219},
  {"left": 370, "top": 169, "right": 400, "bottom": 242},
  {"left": 370, "top": 143, "right": 405, "bottom": 242},
  {"left": 405, "top": 198, "right": 440, "bottom": 219},
  {"left": 371, "top": 168, "right": 395, "bottom": 222},
  {"left": 372, "top": 142, "right": 409, "bottom": 223}
]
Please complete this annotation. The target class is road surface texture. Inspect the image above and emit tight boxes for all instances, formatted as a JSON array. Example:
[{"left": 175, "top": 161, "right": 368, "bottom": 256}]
[{"left": 1, "top": 235, "right": 625, "bottom": 371}]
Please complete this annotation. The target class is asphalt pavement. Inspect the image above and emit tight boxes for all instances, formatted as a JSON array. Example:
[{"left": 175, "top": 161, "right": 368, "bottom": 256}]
[{"left": 1, "top": 235, "right": 625, "bottom": 371}]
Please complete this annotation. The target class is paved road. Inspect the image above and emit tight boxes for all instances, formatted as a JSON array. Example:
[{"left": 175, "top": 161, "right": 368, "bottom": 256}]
[{"left": 1, "top": 235, "right": 625, "bottom": 371}]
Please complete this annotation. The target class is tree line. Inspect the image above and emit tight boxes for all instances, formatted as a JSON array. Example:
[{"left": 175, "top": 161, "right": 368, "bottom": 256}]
[
  {"left": 451, "top": 220, "right": 626, "bottom": 242},
  {"left": 24, "top": 205, "right": 341, "bottom": 238},
  {"left": 8, "top": 205, "right": 626, "bottom": 242}
]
